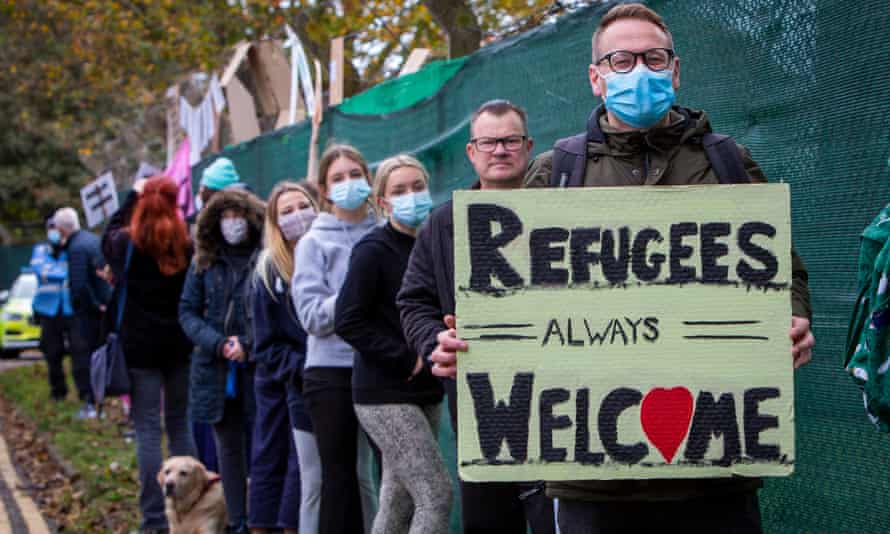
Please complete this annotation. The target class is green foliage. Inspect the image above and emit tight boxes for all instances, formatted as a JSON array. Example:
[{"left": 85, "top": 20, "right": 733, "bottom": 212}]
[{"left": 0, "top": 0, "right": 554, "bottom": 241}]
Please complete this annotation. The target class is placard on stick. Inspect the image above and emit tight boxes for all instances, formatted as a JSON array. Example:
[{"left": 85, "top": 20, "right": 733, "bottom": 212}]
[
  {"left": 453, "top": 185, "right": 794, "bottom": 482},
  {"left": 80, "top": 172, "right": 119, "bottom": 228}
]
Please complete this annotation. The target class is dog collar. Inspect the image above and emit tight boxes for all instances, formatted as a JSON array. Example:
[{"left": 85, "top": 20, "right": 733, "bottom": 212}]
[{"left": 177, "top": 475, "right": 222, "bottom": 523}]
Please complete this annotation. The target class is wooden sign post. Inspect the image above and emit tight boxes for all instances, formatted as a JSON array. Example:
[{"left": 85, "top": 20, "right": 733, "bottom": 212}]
[{"left": 329, "top": 37, "right": 344, "bottom": 106}]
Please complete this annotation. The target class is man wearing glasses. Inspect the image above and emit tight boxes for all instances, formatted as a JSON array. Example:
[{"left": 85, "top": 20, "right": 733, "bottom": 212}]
[
  {"left": 521, "top": 3, "right": 814, "bottom": 533},
  {"left": 398, "top": 99, "right": 556, "bottom": 533}
]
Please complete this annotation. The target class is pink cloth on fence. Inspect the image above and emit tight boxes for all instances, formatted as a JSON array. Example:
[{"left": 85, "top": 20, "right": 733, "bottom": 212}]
[{"left": 165, "top": 138, "right": 195, "bottom": 218}]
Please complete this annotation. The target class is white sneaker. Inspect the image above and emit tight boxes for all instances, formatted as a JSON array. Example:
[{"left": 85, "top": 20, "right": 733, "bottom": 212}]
[{"left": 76, "top": 403, "right": 99, "bottom": 420}]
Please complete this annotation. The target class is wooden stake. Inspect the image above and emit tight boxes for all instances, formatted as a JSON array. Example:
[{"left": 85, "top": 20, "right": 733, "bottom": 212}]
[
  {"left": 399, "top": 48, "right": 431, "bottom": 76},
  {"left": 308, "top": 59, "right": 324, "bottom": 183},
  {"left": 329, "top": 37, "right": 344, "bottom": 106}
]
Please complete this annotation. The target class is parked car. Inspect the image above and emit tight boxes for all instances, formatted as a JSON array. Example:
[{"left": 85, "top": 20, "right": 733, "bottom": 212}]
[{"left": 0, "top": 272, "right": 41, "bottom": 359}]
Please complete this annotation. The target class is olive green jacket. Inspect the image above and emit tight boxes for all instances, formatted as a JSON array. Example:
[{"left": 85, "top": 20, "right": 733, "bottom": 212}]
[{"left": 525, "top": 106, "right": 811, "bottom": 502}]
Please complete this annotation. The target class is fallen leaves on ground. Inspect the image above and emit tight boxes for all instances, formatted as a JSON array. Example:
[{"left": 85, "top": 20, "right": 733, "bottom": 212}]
[{"left": 0, "top": 362, "right": 139, "bottom": 533}]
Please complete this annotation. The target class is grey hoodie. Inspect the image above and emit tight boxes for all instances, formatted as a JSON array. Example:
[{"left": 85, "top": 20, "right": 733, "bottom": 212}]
[{"left": 292, "top": 210, "right": 379, "bottom": 369}]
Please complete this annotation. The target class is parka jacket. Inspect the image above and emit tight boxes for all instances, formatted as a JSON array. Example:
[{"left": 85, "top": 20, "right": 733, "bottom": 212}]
[
  {"left": 526, "top": 105, "right": 812, "bottom": 502},
  {"left": 179, "top": 188, "right": 265, "bottom": 424},
  {"left": 526, "top": 105, "right": 811, "bottom": 319}
]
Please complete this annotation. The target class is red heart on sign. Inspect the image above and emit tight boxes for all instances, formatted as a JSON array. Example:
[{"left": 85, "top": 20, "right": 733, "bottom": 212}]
[{"left": 640, "top": 387, "right": 694, "bottom": 464}]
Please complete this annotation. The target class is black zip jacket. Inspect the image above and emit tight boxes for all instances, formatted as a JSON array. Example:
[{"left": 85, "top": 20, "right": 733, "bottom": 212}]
[
  {"left": 396, "top": 183, "right": 483, "bottom": 424},
  {"left": 336, "top": 223, "right": 443, "bottom": 405}
]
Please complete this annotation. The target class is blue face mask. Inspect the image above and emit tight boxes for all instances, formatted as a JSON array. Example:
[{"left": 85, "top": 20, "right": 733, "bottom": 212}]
[
  {"left": 329, "top": 178, "right": 371, "bottom": 211},
  {"left": 390, "top": 190, "right": 433, "bottom": 229},
  {"left": 603, "top": 64, "right": 676, "bottom": 129},
  {"left": 47, "top": 229, "right": 61, "bottom": 245}
]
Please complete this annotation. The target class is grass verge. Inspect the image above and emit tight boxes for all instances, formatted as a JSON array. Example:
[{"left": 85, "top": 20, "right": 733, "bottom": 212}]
[{"left": 0, "top": 361, "right": 138, "bottom": 533}]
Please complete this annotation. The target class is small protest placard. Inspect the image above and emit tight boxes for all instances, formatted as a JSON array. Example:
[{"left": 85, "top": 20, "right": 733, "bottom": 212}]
[
  {"left": 80, "top": 172, "right": 119, "bottom": 228},
  {"left": 453, "top": 185, "right": 794, "bottom": 482}
]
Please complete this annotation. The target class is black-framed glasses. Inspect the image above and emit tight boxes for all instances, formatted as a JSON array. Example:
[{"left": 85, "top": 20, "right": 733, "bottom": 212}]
[
  {"left": 470, "top": 135, "right": 527, "bottom": 152},
  {"left": 596, "top": 48, "right": 675, "bottom": 73}
]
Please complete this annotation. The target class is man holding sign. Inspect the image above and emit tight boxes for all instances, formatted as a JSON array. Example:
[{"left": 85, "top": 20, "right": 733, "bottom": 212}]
[
  {"left": 398, "top": 100, "right": 555, "bottom": 533},
  {"left": 419, "top": 3, "right": 814, "bottom": 533}
]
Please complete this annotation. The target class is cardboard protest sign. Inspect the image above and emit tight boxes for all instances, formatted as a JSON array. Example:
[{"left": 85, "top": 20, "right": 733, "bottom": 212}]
[
  {"left": 80, "top": 172, "right": 119, "bottom": 228},
  {"left": 453, "top": 185, "right": 794, "bottom": 482}
]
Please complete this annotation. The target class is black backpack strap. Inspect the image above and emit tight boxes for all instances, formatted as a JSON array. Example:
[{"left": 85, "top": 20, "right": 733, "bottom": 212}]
[
  {"left": 549, "top": 133, "right": 588, "bottom": 188},
  {"left": 702, "top": 133, "right": 750, "bottom": 184}
]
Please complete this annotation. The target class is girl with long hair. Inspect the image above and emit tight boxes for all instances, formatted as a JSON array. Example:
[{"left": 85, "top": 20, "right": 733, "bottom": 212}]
[
  {"left": 102, "top": 176, "right": 197, "bottom": 533},
  {"left": 249, "top": 181, "right": 321, "bottom": 534},
  {"left": 292, "top": 144, "right": 379, "bottom": 534},
  {"left": 335, "top": 155, "right": 450, "bottom": 534}
]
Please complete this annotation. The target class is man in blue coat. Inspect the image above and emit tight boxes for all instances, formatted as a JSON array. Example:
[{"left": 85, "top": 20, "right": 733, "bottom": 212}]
[
  {"left": 30, "top": 216, "right": 76, "bottom": 401},
  {"left": 54, "top": 207, "right": 111, "bottom": 419}
]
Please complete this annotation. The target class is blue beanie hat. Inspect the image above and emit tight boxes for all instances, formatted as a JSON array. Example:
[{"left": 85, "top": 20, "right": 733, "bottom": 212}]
[{"left": 201, "top": 157, "right": 240, "bottom": 190}]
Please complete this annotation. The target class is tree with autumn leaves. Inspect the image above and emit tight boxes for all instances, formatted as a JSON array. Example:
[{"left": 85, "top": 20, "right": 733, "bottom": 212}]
[{"left": 0, "top": 0, "right": 564, "bottom": 242}]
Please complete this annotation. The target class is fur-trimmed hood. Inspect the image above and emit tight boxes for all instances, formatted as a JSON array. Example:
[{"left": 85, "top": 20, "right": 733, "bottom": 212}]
[{"left": 194, "top": 188, "right": 265, "bottom": 272}]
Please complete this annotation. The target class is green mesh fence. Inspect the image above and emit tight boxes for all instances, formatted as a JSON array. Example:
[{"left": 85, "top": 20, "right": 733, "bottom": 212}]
[
  {"left": 0, "top": 245, "right": 33, "bottom": 290},
  {"left": 193, "top": 0, "right": 888, "bottom": 531}
]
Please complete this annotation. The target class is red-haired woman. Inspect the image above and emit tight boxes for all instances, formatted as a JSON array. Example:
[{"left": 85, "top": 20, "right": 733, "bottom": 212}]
[{"left": 103, "top": 176, "right": 197, "bottom": 533}]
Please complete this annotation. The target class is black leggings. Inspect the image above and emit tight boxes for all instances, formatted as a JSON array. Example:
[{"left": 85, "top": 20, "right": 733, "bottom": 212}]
[{"left": 303, "top": 367, "right": 366, "bottom": 534}]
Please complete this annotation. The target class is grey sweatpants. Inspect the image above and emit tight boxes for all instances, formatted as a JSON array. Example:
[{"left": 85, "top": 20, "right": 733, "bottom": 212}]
[
  {"left": 293, "top": 428, "right": 322, "bottom": 534},
  {"left": 354, "top": 402, "right": 452, "bottom": 534}
]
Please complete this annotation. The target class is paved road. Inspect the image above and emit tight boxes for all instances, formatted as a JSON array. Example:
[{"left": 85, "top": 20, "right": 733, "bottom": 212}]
[
  {"left": 0, "top": 351, "right": 41, "bottom": 372},
  {"left": 0, "top": 352, "right": 52, "bottom": 533}
]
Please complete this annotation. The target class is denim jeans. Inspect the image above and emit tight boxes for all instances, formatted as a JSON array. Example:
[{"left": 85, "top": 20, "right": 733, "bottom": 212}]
[{"left": 130, "top": 364, "right": 197, "bottom": 530}]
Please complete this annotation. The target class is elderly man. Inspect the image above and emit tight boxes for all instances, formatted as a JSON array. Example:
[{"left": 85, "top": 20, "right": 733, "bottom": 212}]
[{"left": 54, "top": 207, "right": 110, "bottom": 419}]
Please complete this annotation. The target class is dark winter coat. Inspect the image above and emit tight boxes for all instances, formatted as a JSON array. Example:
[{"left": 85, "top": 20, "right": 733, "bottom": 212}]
[
  {"left": 66, "top": 228, "right": 111, "bottom": 313},
  {"left": 526, "top": 105, "right": 811, "bottom": 319},
  {"left": 179, "top": 189, "right": 265, "bottom": 424},
  {"left": 103, "top": 192, "right": 193, "bottom": 370},
  {"left": 525, "top": 105, "right": 811, "bottom": 502}
]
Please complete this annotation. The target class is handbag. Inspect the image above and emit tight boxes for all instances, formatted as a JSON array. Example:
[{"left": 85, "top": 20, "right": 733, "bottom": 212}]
[{"left": 90, "top": 241, "right": 133, "bottom": 406}]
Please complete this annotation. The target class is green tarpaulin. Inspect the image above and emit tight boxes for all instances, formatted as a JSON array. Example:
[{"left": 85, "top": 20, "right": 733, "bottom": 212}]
[{"left": 338, "top": 58, "right": 468, "bottom": 115}]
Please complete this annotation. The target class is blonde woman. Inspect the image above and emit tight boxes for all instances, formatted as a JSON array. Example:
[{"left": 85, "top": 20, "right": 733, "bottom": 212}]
[
  {"left": 335, "top": 155, "right": 450, "bottom": 534},
  {"left": 249, "top": 181, "right": 320, "bottom": 534},
  {"left": 292, "top": 144, "right": 379, "bottom": 534}
]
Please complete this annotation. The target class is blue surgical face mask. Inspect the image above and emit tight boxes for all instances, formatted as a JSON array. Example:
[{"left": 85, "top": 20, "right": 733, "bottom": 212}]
[
  {"left": 47, "top": 229, "right": 61, "bottom": 245},
  {"left": 389, "top": 190, "right": 432, "bottom": 229},
  {"left": 603, "top": 64, "right": 676, "bottom": 129},
  {"left": 329, "top": 178, "right": 371, "bottom": 211}
]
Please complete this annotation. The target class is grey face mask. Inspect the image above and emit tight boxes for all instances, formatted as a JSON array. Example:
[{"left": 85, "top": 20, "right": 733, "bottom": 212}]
[
  {"left": 220, "top": 217, "right": 248, "bottom": 245},
  {"left": 278, "top": 208, "right": 316, "bottom": 242}
]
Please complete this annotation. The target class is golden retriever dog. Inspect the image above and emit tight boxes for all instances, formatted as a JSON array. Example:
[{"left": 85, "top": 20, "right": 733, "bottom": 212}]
[{"left": 158, "top": 456, "right": 227, "bottom": 534}]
